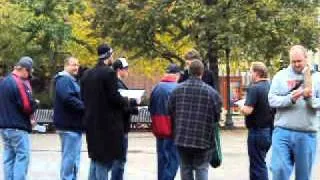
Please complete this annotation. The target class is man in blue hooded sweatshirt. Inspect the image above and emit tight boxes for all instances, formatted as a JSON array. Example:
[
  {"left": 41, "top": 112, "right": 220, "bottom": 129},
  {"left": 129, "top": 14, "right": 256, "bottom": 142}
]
[{"left": 53, "top": 56, "right": 85, "bottom": 180}]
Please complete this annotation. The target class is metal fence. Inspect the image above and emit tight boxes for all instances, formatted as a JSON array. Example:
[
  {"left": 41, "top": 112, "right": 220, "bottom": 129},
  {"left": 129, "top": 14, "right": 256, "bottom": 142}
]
[{"left": 33, "top": 106, "right": 152, "bottom": 132}]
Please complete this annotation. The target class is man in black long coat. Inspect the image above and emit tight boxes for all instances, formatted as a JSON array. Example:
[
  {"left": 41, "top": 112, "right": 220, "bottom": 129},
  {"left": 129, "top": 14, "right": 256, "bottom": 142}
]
[{"left": 81, "top": 44, "right": 130, "bottom": 179}]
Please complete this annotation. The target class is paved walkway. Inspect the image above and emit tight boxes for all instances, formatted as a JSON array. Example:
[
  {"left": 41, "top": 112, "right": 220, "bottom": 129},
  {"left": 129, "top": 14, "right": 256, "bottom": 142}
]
[{"left": 0, "top": 130, "right": 320, "bottom": 179}]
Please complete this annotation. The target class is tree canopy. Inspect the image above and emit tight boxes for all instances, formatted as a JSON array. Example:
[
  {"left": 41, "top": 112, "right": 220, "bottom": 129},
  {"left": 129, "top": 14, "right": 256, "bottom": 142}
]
[{"left": 0, "top": 0, "right": 319, "bottom": 82}]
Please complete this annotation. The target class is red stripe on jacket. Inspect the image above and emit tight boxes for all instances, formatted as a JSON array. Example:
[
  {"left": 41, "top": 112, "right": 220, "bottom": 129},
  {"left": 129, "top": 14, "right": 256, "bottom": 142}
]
[
  {"left": 12, "top": 73, "right": 32, "bottom": 115},
  {"left": 151, "top": 114, "right": 172, "bottom": 138}
]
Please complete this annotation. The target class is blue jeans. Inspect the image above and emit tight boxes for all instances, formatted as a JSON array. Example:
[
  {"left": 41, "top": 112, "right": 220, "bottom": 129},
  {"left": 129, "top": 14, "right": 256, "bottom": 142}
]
[
  {"left": 0, "top": 129, "right": 30, "bottom": 180},
  {"left": 156, "top": 138, "right": 179, "bottom": 180},
  {"left": 271, "top": 127, "right": 317, "bottom": 180},
  {"left": 58, "top": 131, "right": 82, "bottom": 180},
  {"left": 177, "top": 147, "right": 212, "bottom": 180},
  {"left": 88, "top": 160, "right": 113, "bottom": 180},
  {"left": 247, "top": 128, "right": 272, "bottom": 180},
  {"left": 111, "top": 134, "right": 128, "bottom": 180}
]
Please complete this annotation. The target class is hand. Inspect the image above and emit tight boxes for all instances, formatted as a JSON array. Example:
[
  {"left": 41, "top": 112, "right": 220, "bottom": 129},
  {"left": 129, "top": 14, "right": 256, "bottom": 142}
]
[
  {"left": 30, "top": 115, "right": 37, "bottom": 128},
  {"left": 303, "top": 87, "right": 312, "bottom": 98},
  {"left": 135, "top": 97, "right": 141, "bottom": 105},
  {"left": 291, "top": 89, "right": 304, "bottom": 102}
]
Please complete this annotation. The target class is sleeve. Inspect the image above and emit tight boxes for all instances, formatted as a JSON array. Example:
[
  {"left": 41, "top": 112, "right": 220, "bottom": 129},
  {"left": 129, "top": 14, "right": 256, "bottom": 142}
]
[
  {"left": 178, "top": 70, "right": 188, "bottom": 83},
  {"left": 206, "top": 70, "right": 217, "bottom": 90},
  {"left": 268, "top": 73, "right": 293, "bottom": 108},
  {"left": 213, "top": 91, "right": 222, "bottom": 122},
  {"left": 304, "top": 74, "right": 320, "bottom": 109},
  {"left": 105, "top": 70, "right": 128, "bottom": 108},
  {"left": 168, "top": 89, "right": 176, "bottom": 118},
  {"left": 55, "top": 77, "right": 84, "bottom": 112},
  {"left": 244, "top": 86, "right": 257, "bottom": 107}
]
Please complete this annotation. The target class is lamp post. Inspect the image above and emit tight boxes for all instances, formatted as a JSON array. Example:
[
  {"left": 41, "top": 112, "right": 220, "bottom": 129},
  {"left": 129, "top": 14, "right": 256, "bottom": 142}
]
[{"left": 225, "top": 48, "right": 234, "bottom": 128}]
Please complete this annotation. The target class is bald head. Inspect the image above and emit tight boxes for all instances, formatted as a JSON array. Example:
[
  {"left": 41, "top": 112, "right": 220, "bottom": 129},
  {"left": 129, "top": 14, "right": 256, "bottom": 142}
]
[{"left": 289, "top": 45, "right": 307, "bottom": 73}]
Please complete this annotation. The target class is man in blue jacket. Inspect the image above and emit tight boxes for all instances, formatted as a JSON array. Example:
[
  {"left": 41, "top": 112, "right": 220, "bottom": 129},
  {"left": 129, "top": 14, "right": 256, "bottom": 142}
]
[
  {"left": 53, "top": 56, "right": 85, "bottom": 180},
  {"left": 0, "top": 56, "right": 37, "bottom": 180},
  {"left": 149, "top": 64, "right": 181, "bottom": 180}
]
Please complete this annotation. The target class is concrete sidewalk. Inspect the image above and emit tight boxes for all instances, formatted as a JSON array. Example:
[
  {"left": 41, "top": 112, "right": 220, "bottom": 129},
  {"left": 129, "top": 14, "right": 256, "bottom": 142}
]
[{"left": 1, "top": 130, "right": 320, "bottom": 179}]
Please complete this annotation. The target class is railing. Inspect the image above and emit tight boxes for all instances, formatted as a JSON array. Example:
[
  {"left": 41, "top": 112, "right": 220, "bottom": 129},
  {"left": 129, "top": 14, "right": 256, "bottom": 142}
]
[
  {"left": 33, "top": 107, "right": 152, "bottom": 132},
  {"left": 130, "top": 106, "right": 151, "bottom": 131}
]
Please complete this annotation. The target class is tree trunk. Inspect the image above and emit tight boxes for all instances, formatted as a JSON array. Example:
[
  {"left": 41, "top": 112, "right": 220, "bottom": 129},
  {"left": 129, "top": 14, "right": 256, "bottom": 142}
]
[{"left": 207, "top": 40, "right": 220, "bottom": 92}]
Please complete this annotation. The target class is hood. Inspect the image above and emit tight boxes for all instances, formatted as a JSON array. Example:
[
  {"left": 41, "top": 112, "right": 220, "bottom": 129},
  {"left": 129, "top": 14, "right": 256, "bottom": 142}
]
[{"left": 54, "top": 71, "right": 76, "bottom": 81}]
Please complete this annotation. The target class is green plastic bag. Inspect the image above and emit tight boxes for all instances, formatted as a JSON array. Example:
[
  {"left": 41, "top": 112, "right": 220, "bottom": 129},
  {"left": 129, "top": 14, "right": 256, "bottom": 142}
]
[{"left": 210, "top": 122, "right": 222, "bottom": 168}]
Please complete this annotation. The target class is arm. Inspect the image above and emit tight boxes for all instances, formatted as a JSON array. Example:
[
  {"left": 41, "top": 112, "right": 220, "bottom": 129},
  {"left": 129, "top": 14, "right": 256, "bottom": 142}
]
[
  {"left": 213, "top": 92, "right": 222, "bottom": 122},
  {"left": 240, "top": 86, "right": 256, "bottom": 116},
  {"left": 206, "top": 70, "right": 217, "bottom": 90},
  {"left": 56, "top": 77, "right": 84, "bottom": 112},
  {"left": 304, "top": 75, "right": 320, "bottom": 109},
  {"left": 268, "top": 74, "right": 295, "bottom": 108},
  {"left": 168, "top": 90, "right": 176, "bottom": 118},
  {"left": 241, "top": 106, "right": 253, "bottom": 116},
  {"left": 105, "top": 70, "right": 128, "bottom": 108}
]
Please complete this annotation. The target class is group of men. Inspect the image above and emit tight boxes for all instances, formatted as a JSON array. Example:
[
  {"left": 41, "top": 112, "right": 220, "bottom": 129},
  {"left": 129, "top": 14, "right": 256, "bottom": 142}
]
[
  {"left": 0, "top": 44, "right": 138, "bottom": 180},
  {"left": 0, "top": 44, "right": 319, "bottom": 180}
]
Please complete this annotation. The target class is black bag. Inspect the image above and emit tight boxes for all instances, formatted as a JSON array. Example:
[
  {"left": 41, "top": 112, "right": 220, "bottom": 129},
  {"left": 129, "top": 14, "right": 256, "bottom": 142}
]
[{"left": 210, "top": 122, "right": 222, "bottom": 168}]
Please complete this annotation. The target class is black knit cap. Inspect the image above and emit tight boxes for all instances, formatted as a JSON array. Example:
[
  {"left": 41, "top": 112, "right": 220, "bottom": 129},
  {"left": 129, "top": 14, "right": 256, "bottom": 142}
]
[{"left": 97, "top": 43, "right": 113, "bottom": 60}]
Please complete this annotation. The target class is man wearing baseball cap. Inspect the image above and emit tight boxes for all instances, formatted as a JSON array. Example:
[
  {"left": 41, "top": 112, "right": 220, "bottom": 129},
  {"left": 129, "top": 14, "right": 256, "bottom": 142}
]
[
  {"left": 111, "top": 57, "right": 138, "bottom": 180},
  {"left": 149, "top": 63, "right": 181, "bottom": 180},
  {"left": 0, "top": 56, "right": 38, "bottom": 180}
]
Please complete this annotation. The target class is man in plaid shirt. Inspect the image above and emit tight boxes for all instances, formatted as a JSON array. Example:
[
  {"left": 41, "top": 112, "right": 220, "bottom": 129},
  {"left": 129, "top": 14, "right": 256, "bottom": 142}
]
[{"left": 168, "top": 59, "right": 222, "bottom": 180}]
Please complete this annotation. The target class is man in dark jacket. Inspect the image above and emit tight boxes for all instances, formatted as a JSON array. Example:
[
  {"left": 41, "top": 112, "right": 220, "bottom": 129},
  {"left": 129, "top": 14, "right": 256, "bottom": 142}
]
[
  {"left": 111, "top": 57, "right": 138, "bottom": 180},
  {"left": 169, "top": 60, "right": 222, "bottom": 180},
  {"left": 149, "top": 64, "right": 180, "bottom": 180},
  {"left": 178, "top": 49, "right": 216, "bottom": 90},
  {"left": 0, "top": 57, "right": 37, "bottom": 180},
  {"left": 81, "top": 44, "right": 131, "bottom": 179},
  {"left": 53, "top": 56, "right": 84, "bottom": 180}
]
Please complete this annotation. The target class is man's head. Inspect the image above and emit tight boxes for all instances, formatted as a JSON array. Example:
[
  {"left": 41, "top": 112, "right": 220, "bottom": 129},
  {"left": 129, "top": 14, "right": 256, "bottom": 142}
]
[
  {"left": 250, "top": 62, "right": 268, "bottom": 82},
  {"left": 64, "top": 57, "right": 80, "bottom": 76},
  {"left": 184, "top": 49, "right": 201, "bottom": 68},
  {"left": 14, "top": 56, "right": 33, "bottom": 79},
  {"left": 113, "top": 57, "right": 129, "bottom": 79},
  {"left": 189, "top": 59, "right": 204, "bottom": 78},
  {"left": 289, "top": 45, "right": 307, "bottom": 73},
  {"left": 97, "top": 43, "right": 113, "bottom": 65}
]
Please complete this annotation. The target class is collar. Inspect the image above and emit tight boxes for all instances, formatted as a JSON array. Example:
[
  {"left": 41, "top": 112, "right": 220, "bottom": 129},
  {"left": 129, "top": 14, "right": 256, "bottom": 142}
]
[
  {"left": 57, "top": 71, "right": 76, "bottom": 81},
  {"left": 161, "top": 74, "right": 177, "bottom": 82}
]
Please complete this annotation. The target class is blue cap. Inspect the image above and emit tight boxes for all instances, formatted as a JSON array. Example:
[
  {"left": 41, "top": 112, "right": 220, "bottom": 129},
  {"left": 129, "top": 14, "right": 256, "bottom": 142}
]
[
  {"left": 166, "top": 64, "right": 180, "bottom": 74},
  {"left": 16, "top": 56, "right": 33, "bottom": 71}
]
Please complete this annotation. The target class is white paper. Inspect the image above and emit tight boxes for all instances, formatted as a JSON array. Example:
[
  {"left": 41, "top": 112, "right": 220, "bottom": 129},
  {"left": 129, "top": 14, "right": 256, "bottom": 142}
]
[
  {"left": 119, "top": 89, "right": 145, "bottom": 104},
  {"left": 234, "top": 99, "right": 245, "bottom": 107},
  {"left": 32, "top": 124, "right": 46, "bottom": 133}
]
